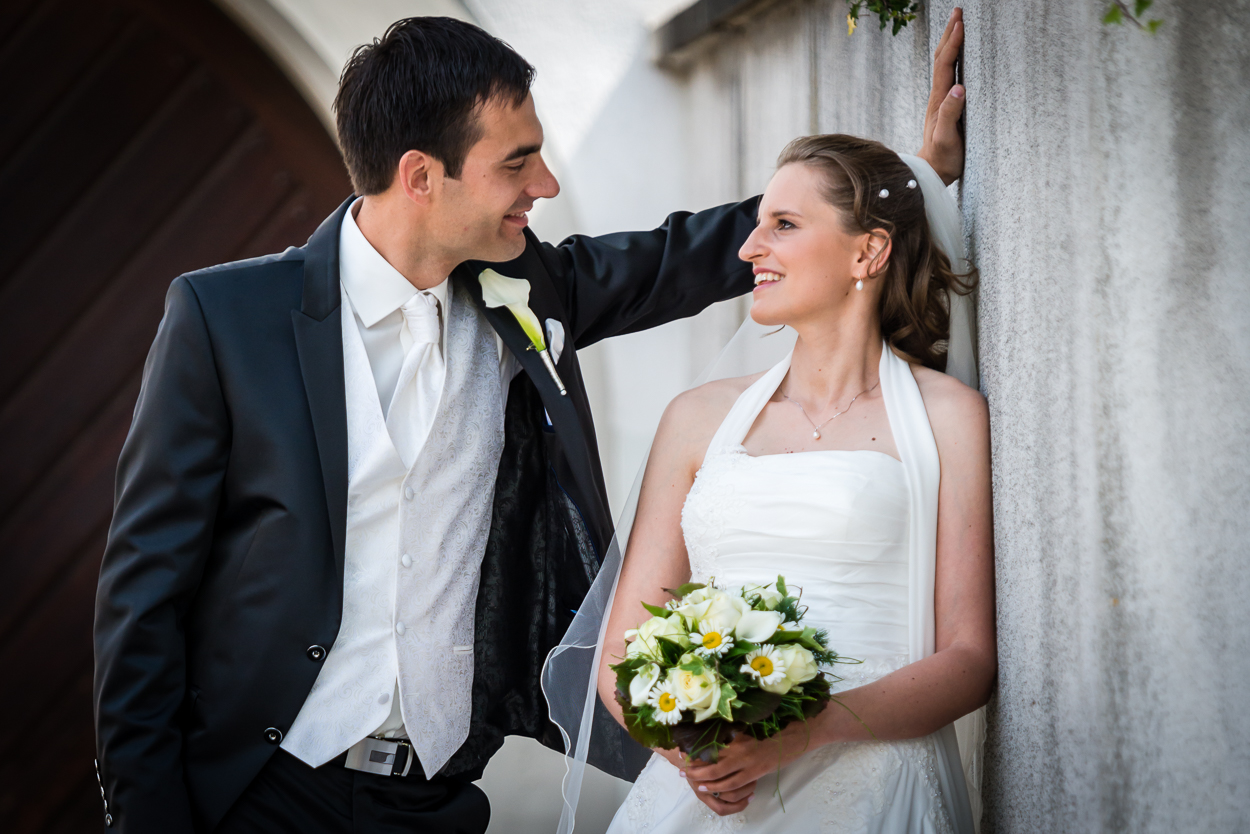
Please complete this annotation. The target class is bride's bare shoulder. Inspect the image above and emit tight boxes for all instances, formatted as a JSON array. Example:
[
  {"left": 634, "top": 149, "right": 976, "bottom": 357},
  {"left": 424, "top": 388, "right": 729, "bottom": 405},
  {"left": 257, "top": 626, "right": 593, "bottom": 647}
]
[
  {"left": 655, "top": 373, "right": 765, "bottom": 449},
  {"left": 910, "top": 365, "right": 989, "bottom": 454},
  {"left": 670, "top": 373, "right": 762, "bottom": 421}
]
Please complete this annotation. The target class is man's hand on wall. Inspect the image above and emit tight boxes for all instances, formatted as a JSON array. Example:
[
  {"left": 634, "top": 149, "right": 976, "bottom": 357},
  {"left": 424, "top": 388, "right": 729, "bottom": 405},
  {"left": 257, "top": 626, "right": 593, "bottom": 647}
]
[{"left": 919, "top": 7, "right": 967, "bottom": 186}]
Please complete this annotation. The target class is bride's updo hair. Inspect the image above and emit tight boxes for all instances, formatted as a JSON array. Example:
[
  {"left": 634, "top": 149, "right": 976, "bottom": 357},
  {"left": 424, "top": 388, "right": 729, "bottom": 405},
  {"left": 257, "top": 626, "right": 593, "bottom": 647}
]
[{"left": 776, "top": 134, "right": 977, "bottom": 371}]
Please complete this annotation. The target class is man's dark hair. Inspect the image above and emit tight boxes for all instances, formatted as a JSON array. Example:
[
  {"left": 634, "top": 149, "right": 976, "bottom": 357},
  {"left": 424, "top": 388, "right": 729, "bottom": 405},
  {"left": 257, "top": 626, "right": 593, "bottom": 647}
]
[{"left": 334, "top": 17, "right": 535, "bottom": 194}]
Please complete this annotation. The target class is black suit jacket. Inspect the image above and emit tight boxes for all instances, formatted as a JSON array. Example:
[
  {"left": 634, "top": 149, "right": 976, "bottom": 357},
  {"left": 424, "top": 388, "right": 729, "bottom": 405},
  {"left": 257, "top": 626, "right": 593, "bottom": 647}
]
[{"left": 93, "top": 196, "right": 759, "bottom": 832}]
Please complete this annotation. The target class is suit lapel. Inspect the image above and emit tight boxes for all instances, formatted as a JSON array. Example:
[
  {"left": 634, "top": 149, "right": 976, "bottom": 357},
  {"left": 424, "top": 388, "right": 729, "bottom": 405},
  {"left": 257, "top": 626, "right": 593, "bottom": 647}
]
[
  {"left": 293, "top": 197, "right": 353, "bottom": 578},
  {"left": 454, "top": 259, "right": 600, "bottom": 510}
]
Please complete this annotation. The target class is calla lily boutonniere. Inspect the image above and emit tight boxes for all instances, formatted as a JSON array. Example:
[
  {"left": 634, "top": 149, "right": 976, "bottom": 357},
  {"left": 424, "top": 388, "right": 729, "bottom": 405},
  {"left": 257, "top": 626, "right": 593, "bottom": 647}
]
[{"left": 478, "top": 268, "right": 567, "bottom": 396}]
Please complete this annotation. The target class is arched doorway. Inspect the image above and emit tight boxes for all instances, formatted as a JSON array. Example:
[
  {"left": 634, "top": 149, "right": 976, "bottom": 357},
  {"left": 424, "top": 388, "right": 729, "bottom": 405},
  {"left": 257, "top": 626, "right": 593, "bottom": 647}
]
[{"left": 0, "top": 0, "right": 351, "bottom": 828}]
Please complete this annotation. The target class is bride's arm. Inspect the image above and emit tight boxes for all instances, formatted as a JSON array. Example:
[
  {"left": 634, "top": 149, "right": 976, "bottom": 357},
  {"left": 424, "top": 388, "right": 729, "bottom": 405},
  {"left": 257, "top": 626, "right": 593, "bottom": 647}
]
[
  {"left": 594, "top": 382, "right": 755, "bottom": 810},
  {"left": 595, "top": 384, "right": 730, "bottom": 727},
  {"left": 685, "top": 370, "right": 995, "bottom": 799}
]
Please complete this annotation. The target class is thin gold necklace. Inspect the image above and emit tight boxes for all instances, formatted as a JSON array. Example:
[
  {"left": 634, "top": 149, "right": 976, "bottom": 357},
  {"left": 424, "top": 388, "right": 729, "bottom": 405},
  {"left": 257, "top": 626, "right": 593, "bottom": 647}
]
[{"left": 782, "top": 379, "right": 879, "bottom": 440}]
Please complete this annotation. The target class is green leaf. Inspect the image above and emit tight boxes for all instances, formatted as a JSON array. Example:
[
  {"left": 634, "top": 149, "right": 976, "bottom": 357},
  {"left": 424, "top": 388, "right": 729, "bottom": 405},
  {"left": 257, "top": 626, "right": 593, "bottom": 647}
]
[
  {"left": 1134, "top": 0, "right": 1152, "bottom": 16},
  {"left": 679, "top": 658, "right": 705, "bottom": 674},
  {"left": 670, "top": 719, "right": 736, "bottom": 762},
  {"left": 1147, "top": 18, "right": 1163, "bottom": 33},
  {"left": 621, "top": 705, "right": 675, "bottom": 750},
  {"left": 663, "top": 582, "right": 706, "bottom": 599},
  {"left": 1103, "top": 4, "right": 1124, "bottom": 24},
  {"left": 733, "top": 689, "right": 784, "bottom": 724},
  {"left": 640, "top": 601, "right": 668, "bottom": 618},
  {"left": 775, "top": 576, "right": 788, "bottom": 598},
  {"left": 656, "top": 636, "right": 687, "bottom": 664},
  {"left": 717, "top": 683, "right": 736, "bottom": 720},
  {"left": 610, "top": 655, "right": 650, "bottom": 673}
]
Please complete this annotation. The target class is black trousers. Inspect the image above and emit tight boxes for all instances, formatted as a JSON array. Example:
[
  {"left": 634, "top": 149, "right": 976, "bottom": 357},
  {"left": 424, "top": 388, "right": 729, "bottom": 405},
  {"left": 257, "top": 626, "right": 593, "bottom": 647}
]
[{"left": 215, "top": 750, "right": 491, "bottom": 834}]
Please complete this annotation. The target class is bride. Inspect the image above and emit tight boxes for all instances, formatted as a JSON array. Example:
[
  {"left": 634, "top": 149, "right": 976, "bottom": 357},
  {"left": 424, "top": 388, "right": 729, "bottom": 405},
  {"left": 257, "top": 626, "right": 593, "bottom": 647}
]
[{"left": 594, "top": 133, "right": 996, "bottom": 833}]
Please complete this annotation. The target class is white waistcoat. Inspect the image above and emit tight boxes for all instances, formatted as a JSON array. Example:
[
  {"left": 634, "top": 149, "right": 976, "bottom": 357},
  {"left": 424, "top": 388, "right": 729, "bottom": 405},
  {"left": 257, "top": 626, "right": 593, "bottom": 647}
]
[{"left": 283, "top": 283, "right": 505, "bottom": 777}]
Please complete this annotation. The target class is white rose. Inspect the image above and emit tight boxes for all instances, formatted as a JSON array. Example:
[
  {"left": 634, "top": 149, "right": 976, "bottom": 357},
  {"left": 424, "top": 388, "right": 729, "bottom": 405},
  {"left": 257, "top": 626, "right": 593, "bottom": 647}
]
[
  {"left": 681, "top": 586, "right": 715, "bottom": 605},
  {"left": 680, "top": 587, "right": 730, "bottom": 625},
  {"left": 625, "top": 613, "right": 689, "bottom": 659},
  {"left": 778, "top": 644, "right": 820, "bottom": 686},
  {"left": 667, "top": 661, "right": 721, "bottom": 722},
  {"left": 629, "top": 662, "right": 662, "bottom": 707},
  {"left": 699, "top": 590, "right": 750, "bottom": 635},
  {"left": 734, "top": 609, "right": 785, "bottom": 643},
  {"left": 672, "top": 597, "right": 713, "bottom": 623}
]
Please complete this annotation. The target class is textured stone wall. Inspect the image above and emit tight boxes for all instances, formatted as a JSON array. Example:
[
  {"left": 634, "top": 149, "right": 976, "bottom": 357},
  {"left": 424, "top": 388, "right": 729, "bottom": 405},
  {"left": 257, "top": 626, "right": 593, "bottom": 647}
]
[{"left": 676, "top": 1, "right": 1250, "bottom": 830}]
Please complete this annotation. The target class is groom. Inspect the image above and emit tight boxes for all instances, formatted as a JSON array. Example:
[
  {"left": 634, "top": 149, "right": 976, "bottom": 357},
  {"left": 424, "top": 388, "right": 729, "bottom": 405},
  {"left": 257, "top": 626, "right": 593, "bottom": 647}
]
[{"left": 93, "top": 13, "right": 966, "bottom": 834}]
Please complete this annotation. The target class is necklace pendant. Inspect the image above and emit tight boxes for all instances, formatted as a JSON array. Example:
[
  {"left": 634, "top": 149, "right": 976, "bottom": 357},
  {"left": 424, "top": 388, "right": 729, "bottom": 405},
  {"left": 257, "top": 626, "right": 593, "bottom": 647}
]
[{"left": 812, "top": 430, "right": 821, "bottom": 440}]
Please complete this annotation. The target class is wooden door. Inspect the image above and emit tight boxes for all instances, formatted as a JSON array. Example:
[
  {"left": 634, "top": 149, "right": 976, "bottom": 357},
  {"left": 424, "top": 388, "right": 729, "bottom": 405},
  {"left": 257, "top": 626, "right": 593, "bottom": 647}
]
[{"left": 0, "top": 0, "right": 351, "bottom": 829}]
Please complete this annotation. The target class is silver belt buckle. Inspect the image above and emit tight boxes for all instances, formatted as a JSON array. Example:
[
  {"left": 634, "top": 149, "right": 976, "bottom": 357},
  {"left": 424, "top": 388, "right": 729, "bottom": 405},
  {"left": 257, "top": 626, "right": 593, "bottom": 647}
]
[{"left": 344, "top": 737, "right": 414, "bottom": 777}]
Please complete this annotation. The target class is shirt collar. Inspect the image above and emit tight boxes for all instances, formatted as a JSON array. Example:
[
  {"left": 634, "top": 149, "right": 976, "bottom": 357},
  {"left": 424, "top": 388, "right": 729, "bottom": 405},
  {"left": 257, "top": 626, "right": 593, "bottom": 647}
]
[{"left": 339, "top": 198, "right": 448, "bottom": 327}]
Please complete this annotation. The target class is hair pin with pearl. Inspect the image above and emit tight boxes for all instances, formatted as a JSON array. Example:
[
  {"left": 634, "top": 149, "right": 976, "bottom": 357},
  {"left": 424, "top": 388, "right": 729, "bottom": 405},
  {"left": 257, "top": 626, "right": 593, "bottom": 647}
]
[{"left": 907, "top": 179, "right": 918, "bottom": 189}]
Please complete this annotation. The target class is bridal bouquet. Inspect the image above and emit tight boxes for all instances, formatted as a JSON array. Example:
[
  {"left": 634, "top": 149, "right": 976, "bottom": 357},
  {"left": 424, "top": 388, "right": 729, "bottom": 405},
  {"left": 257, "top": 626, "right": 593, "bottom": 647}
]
[{"left": 611, "top": 576, "right": 849, "bottom": 763}]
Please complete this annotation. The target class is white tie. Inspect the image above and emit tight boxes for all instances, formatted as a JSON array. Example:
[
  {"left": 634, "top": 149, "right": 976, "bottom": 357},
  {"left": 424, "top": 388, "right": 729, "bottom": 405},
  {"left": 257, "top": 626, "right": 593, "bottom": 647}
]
[{"left": 386, "top": 292, "right": 445, "bottom": 468}]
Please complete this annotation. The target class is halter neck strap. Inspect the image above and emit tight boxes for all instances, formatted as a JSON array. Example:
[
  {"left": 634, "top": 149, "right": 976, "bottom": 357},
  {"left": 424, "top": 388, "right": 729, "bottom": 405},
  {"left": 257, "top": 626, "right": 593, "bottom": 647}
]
[{"left": 705, "top": 351, "right": 793, "bottom": 454}]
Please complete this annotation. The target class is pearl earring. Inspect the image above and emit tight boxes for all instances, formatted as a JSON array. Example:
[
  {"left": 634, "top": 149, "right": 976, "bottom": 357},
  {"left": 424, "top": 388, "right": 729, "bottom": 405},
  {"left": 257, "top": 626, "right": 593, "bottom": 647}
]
[{"left": 855, "top": 279, "right": 864, "bottom": 291}]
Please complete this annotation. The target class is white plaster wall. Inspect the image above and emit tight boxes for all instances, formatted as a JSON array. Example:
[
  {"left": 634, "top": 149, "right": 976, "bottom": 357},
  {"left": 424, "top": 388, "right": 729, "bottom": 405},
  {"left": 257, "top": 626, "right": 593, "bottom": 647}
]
[
  {"left": 674, "top": 1, "right": 1250, "bottom": 831},
  {"left": 215, "top": 0, "right": 474, "bottom": 130}
]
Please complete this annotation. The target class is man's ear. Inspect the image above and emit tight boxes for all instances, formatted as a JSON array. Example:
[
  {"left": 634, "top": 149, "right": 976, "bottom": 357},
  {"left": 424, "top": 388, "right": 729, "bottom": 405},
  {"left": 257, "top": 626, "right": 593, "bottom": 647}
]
[{"left": 396, "top": 149, "right": 440, "bottom": 206}]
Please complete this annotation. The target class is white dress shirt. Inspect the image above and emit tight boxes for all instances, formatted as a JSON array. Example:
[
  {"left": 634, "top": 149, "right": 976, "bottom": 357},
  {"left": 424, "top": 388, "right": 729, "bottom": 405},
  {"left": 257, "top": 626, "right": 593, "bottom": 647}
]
[
  {"left": 283, "top": 199, "right": 519, "bottom": 754},
  {"left": 339, "top": 199, "right": 516, "bottom": 415}
]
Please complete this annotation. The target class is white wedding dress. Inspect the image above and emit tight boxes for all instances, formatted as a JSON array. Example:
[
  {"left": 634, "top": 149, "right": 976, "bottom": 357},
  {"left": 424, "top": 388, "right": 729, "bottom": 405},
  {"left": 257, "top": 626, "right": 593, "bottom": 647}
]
[{"left": 605, "top": 345, "right": 974, "bottom": 834}]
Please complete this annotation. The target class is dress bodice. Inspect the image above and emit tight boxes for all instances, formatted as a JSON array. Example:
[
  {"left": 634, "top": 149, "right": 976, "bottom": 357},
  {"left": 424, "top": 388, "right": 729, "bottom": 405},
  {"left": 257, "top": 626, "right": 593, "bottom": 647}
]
[
  {"left": 610, "top": 347, "right": 977, "bottom": 834},
  {"left": 681, "top": 445, "right": 910, "bottom": 664}
]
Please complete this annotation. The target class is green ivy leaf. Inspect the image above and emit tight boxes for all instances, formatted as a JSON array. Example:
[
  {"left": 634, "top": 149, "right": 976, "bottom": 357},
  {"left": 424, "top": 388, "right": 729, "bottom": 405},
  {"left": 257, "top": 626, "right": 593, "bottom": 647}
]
[
  {"left": 640, "top": 601, "right": 668, "bottom": 618},
  {"left": 1147, "top": 18, "right": 1164, "bottom": 33},
  {"left": 1134, "top": 0, "right": 1153, "bottom": 16},
  {"left": 1103, "top": 4, "right": 1124, "bottom": 23},
  {"left": 733, "top": 689, "right": 784, "bottom": 724},
  {"left": 717, "top": 682, "right": 736, "bottom": 720},
  {"left": 620, "top": 704, "right": 675, "bottom": 750},
  {"left": 844, "top": 0, "right": 920, "bottom": 36},
  {"left": 663, "top": 582, "right": 706, "bottom": 598}
]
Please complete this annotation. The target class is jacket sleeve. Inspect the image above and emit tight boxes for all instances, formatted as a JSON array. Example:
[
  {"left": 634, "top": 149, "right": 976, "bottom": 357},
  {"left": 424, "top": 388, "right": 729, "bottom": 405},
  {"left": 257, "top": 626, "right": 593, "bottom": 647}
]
[
  {"left": 93, "top": 275, "right": 229, "bottom": 832},
  {"left": 538, "top": 198, "right": 761, "bottom": 348}
]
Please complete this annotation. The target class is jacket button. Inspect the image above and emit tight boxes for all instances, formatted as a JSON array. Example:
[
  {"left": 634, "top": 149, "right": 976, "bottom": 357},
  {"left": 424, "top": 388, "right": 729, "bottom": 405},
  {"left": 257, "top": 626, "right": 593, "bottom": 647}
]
[
  {"left": 306, "top": 645, "right": 326, "bottom": 661},
  {"left": 264, "top": 727, "right": 284, "bottom": 744}
]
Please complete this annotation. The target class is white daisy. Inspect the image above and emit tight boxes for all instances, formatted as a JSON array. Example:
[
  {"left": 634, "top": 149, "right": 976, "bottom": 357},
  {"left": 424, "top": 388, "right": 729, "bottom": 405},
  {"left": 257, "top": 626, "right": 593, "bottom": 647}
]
[
  {"left": 740, "top": 645, "right": 788, "bottom": 686},
  {"left": 647, "top": 680, "right": 685, "bottom": 725},
  {"left": 691, "top": 627, "right": 734, "bottom": 658},
  {"left": 776, "top": 620, "right": 801, "bottom": 632}
]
